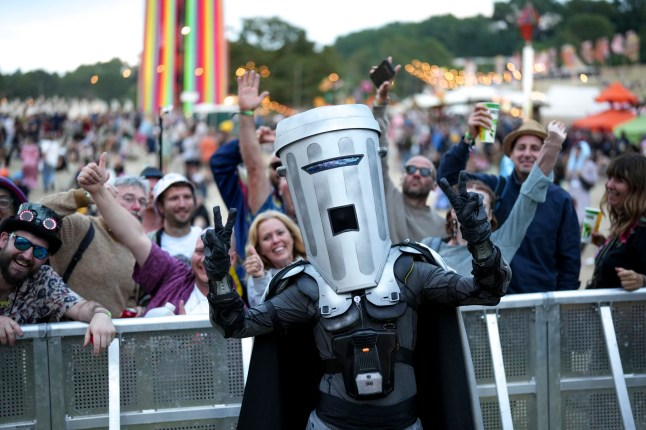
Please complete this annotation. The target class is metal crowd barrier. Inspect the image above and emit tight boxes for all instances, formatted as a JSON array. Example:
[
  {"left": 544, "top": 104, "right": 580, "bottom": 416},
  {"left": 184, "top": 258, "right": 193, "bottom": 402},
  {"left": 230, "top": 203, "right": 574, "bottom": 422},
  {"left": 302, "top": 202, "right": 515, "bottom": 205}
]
[
  {"left": 1, "top": 289, "right": 645, "bottom": 429},
  {"left": 460, "top": 288, "right": 646, "bottom": 430}
]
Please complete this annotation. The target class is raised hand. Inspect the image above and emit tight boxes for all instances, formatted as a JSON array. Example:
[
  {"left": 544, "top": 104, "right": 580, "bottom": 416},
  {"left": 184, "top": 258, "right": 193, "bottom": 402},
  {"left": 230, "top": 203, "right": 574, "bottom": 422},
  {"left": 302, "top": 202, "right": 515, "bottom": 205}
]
[
  {"left": 467, "top": 105, "right": 493, "bottom": 142},
  {"left": 439, "top": 171, "right": 491, "bottom": 245},
  {"left": 77, "top": 152, "right": 110, "bottom": 194},
  {"left": 256, "top": 125, "right": 276, "bottom": 145},
  {"left": 202, "top": 206, "right": 237, "bottom": 280},
  {"left": 244, "top": 245, "right": 265, "bottom": 278},
  {"left": 546, "top": 120, "right": 567, "bottom": 145},
  {"left": 371, "top": 56, "right": 401, "bottom": 104},
  {"left": 237, "top": 70, "right": 269, "bottom": 112}
]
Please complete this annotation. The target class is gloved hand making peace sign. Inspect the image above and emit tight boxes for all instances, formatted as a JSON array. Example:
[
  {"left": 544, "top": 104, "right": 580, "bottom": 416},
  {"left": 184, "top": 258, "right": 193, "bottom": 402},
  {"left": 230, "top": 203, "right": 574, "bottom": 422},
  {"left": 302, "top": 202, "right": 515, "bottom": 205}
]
[
  {"left": 439, "top": 171, "right": 491, "bottom": 246},
  {"left": 202, "top": 206, "right": 237, "bottom": 281}
]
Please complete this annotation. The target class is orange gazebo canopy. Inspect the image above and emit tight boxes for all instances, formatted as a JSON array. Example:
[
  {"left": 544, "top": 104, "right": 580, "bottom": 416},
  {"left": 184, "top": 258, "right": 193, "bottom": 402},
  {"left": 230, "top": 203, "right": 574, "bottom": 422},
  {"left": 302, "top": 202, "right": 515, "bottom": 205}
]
[
  {"left": 595, "top": 81, "right": 639, "bottom": 105},
  {"left": 572, "top": 109, "right": 636, "bottom": 131}
]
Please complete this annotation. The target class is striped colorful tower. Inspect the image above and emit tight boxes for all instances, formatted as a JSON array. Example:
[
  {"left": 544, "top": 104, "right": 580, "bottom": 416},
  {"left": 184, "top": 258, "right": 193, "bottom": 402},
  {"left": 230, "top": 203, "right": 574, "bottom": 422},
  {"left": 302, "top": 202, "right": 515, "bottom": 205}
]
[{"left": 138, "top": 0, "right": 228, "bottom": 115}]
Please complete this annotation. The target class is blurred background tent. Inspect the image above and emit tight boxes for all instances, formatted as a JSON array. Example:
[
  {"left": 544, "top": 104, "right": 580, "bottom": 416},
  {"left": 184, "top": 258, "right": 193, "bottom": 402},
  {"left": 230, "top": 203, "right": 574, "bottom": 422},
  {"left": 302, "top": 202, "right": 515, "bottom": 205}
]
[
  {"left": 572, "top": 81, "right": 639, "bottom": 131},
  {"left": 572, "top": 109, "right": 635, "bottom": 131},
  {"left": 594, "top": 81, "right": 639, "bottom": 105},
  {"left": 613, "top": 116, "right": 646, "bottom": 143}
]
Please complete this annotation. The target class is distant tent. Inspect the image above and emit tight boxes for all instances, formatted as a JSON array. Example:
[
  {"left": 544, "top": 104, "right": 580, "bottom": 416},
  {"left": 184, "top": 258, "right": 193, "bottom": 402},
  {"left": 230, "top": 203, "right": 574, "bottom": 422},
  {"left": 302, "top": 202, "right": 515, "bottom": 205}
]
[
  {"left": 613, "top": 116, "right": 646, "bottom": 144},
  {"left": 572, "top": 109, "right": 635, "bottom": 131},
  {"left": 594, "top": 81, "right": 639, "bottom": 105}
]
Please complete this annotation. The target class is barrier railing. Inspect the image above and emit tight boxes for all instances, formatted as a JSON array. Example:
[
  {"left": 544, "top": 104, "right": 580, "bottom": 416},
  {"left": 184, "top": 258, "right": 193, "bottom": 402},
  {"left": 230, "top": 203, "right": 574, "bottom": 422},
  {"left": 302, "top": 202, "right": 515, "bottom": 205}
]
[
  {"left": 461, "top": 288, "right": 646, "bottom": 429},
  {"left": 1, "top": 289, "right": 645, "bottom": 429}
]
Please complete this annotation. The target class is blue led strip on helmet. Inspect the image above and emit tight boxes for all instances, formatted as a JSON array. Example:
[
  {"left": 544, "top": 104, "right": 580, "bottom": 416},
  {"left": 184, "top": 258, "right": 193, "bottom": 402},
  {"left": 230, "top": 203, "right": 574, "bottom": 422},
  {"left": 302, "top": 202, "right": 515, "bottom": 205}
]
[{"left": 301, "top": 155, "right": 363, "bottom": 175}]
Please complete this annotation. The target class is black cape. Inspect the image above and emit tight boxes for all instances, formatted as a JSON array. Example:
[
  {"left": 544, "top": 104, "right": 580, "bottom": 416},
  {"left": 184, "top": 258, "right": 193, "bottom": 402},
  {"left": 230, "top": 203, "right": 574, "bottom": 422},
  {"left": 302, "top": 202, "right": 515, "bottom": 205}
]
[{"left": 236, "top": 244, "right": 476, "bottom": 430}]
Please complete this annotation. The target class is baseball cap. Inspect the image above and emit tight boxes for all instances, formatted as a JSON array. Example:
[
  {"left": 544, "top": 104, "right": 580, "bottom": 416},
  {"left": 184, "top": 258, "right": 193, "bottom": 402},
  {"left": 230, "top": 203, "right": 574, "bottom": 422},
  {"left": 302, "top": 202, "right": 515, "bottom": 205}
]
[
  {"left": 140, "top": 166, "right": 164, "bottom": 179},
  {"left": 0, "top": 202, "right": 62, "bottom": 255},
  {"left": 152, "top": 173, "right": 196, "bottom": 214}
]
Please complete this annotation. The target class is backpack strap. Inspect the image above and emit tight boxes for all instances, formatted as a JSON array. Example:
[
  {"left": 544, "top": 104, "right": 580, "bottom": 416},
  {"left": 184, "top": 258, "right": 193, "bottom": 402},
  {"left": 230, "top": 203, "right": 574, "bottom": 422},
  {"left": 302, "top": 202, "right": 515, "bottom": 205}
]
[
  {"left": 493, "top": 175, "right": 507, "bottom": 213},
  {"left": 155, "top": 228, "right": 164, "bottom": 246},
  {"left": 62, "top": 223, "right": 95, "bottom": 283}
]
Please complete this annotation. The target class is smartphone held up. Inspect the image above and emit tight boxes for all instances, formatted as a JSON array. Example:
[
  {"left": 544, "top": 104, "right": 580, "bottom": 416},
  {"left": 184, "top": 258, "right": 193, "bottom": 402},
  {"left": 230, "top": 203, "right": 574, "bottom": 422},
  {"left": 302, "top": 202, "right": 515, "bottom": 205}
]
[{"left": 370, "top": 60, "right": 396, "bottom": 88}]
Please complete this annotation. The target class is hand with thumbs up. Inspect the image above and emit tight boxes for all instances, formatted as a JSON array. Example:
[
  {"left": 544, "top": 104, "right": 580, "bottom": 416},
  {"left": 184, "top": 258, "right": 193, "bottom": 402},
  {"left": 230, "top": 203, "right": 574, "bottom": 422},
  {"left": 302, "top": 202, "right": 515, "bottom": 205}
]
[
  {"left": 77, "top": 152, "right": 111, "bottom": 193},
  {"left": 244, "top": 245, "right": 265, "bottom": 278}
]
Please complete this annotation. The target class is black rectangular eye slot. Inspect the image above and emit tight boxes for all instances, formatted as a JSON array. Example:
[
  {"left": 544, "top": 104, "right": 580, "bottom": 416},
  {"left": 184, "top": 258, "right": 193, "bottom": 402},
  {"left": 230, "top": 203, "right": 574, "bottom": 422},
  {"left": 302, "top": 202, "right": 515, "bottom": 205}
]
[{"left": 328, "top": 204, "right": 359, "bottom": 236}]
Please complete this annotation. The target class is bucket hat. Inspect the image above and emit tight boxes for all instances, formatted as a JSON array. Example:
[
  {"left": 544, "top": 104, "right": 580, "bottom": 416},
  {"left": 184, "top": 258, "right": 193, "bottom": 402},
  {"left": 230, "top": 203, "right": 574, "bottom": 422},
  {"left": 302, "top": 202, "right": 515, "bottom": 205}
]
[
  {"left": 152, "top": 173, "right": 195, "bottom": 214},
  {"left": 502, "top": 119, "right": 547, "bottom": 156}
]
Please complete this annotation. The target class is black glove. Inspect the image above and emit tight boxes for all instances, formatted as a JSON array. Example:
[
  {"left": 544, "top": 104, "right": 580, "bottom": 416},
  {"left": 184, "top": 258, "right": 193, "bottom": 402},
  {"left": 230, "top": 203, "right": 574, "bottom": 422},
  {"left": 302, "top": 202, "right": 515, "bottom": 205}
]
[
  {"left": 202, "top": 206, "right": 237, "bottom": 280},
  {"left": 439, "top": 170, "right": 491, "bottom": 245}
]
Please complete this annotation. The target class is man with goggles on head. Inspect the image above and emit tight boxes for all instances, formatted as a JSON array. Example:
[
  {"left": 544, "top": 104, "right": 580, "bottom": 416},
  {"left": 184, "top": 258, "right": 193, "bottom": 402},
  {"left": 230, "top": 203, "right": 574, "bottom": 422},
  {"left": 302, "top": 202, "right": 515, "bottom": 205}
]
[{"left": 0, "top": 202, "right": 116, "bottom": 355}]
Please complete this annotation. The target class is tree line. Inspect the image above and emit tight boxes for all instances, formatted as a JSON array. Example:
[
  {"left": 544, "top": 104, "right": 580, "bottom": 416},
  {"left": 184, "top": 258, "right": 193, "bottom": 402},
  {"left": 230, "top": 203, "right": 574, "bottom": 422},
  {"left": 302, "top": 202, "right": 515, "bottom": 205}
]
[{"left": 1, "top": 0, "right": 644, "bottom": 109}]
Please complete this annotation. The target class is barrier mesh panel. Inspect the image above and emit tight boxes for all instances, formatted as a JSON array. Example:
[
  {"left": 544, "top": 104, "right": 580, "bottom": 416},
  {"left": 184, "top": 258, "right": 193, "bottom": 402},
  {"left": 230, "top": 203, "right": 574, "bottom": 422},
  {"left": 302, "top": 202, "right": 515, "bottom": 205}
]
[
  {"left": 62, "top": 329, "right": 243, "bottom": 418},
  {"left": 497, "top": 309, "right": 533, "bottom": 380},
  {"left": 123, "top": 418, "right": 238, "bottom": 430},
  {"left": 612, "top": 302, "right": 646, "bottom": 373},
  {"left": 0, "top": 341, "right": 36, "bottom": 424},
  {"left": 463, "top": 309, "right": 533, "bottom": 382},
  {"left": 463, "top": 312, "right": 492, "bottom": 380},
  {"left": 562, "top": 390, "right": 623, "bottom": 429},
  {"left": 480, "top": 396, "right": 536, "bottom": 430},
  {"left": 630, "top": 389, "right": 646, "bottom": 429},
  {"left": 561, "top": 304, "right": 609, "bottom": 376}
]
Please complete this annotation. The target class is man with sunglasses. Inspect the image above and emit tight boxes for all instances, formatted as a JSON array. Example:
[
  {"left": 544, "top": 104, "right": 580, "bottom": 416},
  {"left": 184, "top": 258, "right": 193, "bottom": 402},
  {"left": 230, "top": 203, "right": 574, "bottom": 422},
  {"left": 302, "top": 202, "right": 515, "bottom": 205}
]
[
  {"left": 371, "top": 59, "right": 445, "bottom": 243},
  {"left": 0, "top": 202, "right": 116, "bottom": 354},
  {"left": 39, "top": 175, "right": 150, "bottom": 317}
]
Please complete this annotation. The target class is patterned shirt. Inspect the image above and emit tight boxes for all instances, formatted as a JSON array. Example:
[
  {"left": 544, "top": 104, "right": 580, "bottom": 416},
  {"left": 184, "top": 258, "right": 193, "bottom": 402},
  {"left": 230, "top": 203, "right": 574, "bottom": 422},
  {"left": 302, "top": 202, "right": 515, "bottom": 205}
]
[{"left": 0, "top": 265, "right": 81, "bottom": 324}]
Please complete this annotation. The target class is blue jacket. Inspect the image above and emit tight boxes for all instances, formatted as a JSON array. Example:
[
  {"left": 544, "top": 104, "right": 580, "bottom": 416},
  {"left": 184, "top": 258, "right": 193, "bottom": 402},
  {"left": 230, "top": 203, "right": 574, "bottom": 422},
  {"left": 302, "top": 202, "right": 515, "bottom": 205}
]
[
  {"left": 209, "top": 139, "right": 283, "bottom": 301},
  {"left": 438, "top": 140, "right": 581, "bottom": 293}
]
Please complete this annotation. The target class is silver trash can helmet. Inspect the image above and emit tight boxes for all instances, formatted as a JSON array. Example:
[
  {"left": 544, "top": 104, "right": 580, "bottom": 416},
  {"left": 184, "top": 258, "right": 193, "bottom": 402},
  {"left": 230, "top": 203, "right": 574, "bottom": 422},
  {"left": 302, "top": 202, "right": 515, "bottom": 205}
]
[{"left": 274, "top": 104, "right": 391, "bottom": 294}]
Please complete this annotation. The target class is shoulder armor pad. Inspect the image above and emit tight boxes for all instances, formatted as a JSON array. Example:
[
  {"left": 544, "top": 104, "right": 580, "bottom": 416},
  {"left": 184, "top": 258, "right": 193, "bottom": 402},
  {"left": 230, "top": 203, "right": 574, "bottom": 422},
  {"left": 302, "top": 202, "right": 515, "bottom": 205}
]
[
  {"left": 266, "top": 260, "right": 308, "bottom": 298},
  {"left": 398, "top": 241, "right": 454, "bottom": 273},
  {"left": 365, "top": 247, "right": 402, "bottom": 307},
  {"left": 303, "top": 265, "right": 354, "bottom": 319},
  {"left": 281, "top": 263, "right": 306, "bottom": 279}
]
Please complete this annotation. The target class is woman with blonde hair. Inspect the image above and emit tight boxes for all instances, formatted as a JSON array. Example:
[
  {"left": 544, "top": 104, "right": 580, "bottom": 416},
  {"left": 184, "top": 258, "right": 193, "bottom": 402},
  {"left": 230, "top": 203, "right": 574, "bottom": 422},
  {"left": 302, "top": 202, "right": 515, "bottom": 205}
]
[{"left": 244, "top": 210, "right": 306, "bottom": 306}]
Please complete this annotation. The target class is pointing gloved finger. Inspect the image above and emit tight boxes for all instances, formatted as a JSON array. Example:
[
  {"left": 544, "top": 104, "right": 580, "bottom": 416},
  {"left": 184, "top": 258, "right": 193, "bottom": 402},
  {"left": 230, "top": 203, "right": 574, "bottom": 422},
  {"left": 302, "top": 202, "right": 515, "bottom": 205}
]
[
  {"left": 225, "top": 208, "right": 237, "bottom": 231},
  {"left": 458, "top": 170, "right": 469, "bottom": 197},
  {"left": 212, "top": 206, "right": 223, "bottom": 227},
  {"left": 439, "top": 178, "right": 458, "bottom": 207}
]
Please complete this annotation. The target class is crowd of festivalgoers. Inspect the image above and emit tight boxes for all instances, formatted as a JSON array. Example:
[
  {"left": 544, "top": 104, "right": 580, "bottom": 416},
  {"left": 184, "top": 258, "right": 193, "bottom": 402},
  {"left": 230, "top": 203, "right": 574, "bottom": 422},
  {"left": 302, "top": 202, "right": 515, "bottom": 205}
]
[{"left": 1, "top": 70, "right": 645, "bottom": 353}]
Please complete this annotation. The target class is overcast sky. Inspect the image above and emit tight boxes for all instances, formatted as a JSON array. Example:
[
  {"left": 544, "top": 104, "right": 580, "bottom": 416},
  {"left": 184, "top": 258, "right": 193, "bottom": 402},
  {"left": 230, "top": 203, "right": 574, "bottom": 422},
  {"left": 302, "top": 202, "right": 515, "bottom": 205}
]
[{"left": 0, "top": 0, "right": 494, "bottom": 74}]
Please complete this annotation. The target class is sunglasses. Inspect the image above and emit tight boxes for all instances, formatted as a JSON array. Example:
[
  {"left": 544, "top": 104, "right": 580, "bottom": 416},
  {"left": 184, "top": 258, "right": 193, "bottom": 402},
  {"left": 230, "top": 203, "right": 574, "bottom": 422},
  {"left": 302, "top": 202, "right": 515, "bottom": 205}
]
[
  {"left": 10, "top": 233, "right": 49, "bottom": 260},
  {"left": 404, "top": 165, "right": 433, "bottom": 178}
]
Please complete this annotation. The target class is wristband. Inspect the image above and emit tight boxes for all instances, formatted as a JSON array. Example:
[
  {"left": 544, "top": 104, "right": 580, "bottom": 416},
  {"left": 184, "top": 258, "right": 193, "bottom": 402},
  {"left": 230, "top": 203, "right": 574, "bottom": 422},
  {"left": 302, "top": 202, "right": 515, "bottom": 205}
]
[
  {"left": 240, "top": 110, "right": 254, "bottom": 117},
  {"left": 94, "top": 308, "right": 112, "bottom": 318},
  {"left": 464, "top": 132, "right": 474, "bottom": 145}
]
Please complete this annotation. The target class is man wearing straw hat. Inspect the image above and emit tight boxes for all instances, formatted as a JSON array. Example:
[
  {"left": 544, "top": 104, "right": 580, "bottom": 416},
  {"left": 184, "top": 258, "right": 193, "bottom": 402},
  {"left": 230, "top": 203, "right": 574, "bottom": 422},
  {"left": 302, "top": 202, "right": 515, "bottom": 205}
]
[{"left": 439, "top": 109, "right": 581, "bottom": 293}]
